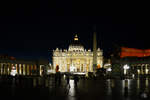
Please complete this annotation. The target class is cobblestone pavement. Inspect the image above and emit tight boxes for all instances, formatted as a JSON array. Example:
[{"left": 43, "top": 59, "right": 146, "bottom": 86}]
[{"left": 0, "top": 76, "right": 150, "bottom": 100}]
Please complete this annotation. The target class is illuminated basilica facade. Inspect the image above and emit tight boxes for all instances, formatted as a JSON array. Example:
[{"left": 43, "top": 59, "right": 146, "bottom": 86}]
[{"left": 53, "top": 35, "right": 103, "bottom": 73}]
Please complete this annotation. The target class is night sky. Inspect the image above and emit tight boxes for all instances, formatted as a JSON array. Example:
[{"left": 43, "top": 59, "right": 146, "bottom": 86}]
[{"left": 0, "top": 1, "right": 149, "bottom": 60}]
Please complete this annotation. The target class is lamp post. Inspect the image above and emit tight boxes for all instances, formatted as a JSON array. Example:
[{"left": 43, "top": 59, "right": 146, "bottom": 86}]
[
  {"left": 107, "top": 67, "right": 112, "bottom": 72},
  {"left": 10, "top": 66, "right": 17, "bottom": 76},
  {"left": 123, "top": 64, "right": 130, "bottom": 78},
  {"left": 107, "top": 67, "right": 112, "bottom": 78}
]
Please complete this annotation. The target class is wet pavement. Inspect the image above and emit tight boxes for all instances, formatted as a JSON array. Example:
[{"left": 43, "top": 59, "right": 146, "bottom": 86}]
[{"left": 0, "top": 76, "right": 150, "bottom": 100}]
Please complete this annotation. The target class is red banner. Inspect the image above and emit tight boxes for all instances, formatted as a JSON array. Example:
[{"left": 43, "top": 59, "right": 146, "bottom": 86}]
[{"left": 120, "top": 47, "right": 150, "bottom": 58}]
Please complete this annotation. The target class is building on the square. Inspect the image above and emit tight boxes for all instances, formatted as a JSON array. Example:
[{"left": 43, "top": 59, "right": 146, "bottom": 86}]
[
  {"left": 0, "top": 54, "right": 49, "bottom": 76},
  {"left": 52, "top": 34, "right": 103, "bottom": 73},
  {"left": 111, "top": 47, "right": 150, "bottom": 76}
]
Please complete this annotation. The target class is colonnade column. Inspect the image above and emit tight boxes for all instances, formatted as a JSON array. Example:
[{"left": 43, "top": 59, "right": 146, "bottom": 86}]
[
  {"left": 4, "top": 64, "right": 6, "bottom": 75},
  {"left": 19, "top": 64, "right": 22, "bottom": 75},
  {"left": 8, "top": 63, "right": 11, "bottom": 75},
  {"left": 30, "top": 65, "right": 33, "bottom": 75},
  {"left": 145, "top": 64, "right": 148, "bottom": 74},
  {"left": 0, "top": 64, "right": 1, "bottom": 75},
  {"left": 141, "top": 65, "right": 143, "bottom": 75},
  {"left": 27, "top": 64, "right": 29, "bottom": 75},
  {"left": 0, "top": 63, "right": 2, "bottom": 75},
  {"left": 16, "top": 64, "right": 19, "bottom": 75},
  {"left": 149, "top": 65, "right": 150, "bottom": 74},
  {"left": 23, "top": 64, "right": 25, "bottom": 75},
  {"left": 6, "top": 64, "right": 9, "bottom": 75}
]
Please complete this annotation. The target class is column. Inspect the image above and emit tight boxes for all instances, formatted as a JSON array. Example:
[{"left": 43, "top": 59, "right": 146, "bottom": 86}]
[
  {"left": 6, "top": 64, "right": 8, "bottom": 75},
  {"left": 145, "top": 64, "right": 148, "bottom": 74},
  {"left": 8, "top": 63, "right": 11, "bottom": 75},
  {"left": 0, "top": 63, "right": 2, "bottom": 75},
  {"left": 137, "top": 65, "right": 140, "bottom": 75},
  {"left": 80, "top": 60, "right": 82, "bottom": 72},
  {"left": 17, "top": 64, "right": 19, "bottom": 75},
  {"left": 65, "top": 59, "right": 67, "bottom": 72},
  {"left": 16, "top": 64, "right": 19, "bottom": 75},
  {"left": 23, "top": 64, "right": 26, "bottom": 75},
  {"left": 148, "top": 64, "right": 150, "bottom": 74},
  {"left": 3, "top": 64, "right": 5, "bottom": 75},
  {"left": 34, "top": 65, "right": 37, "bottom": 75},
  {"left": 141, "top": 65, "right": 143, "bottom": 75},
  {"left": 29, "top": 65, "right": 31, "bottom": 75},
  {"left": 21, "top": 64, "right": 23, "bottom": 75},
  {"left": 90, "top": 60, "right": 93, "bottom": 72},
  {"left": 19, "top": 64, "right": 22, "bottom": 75},
  {"left": 27, "top": 64, "right": 29, "bottom": 75},
  {"left": 67, "top": 64, "right": 70, "bottom": 72},
  {"left": 87, "top": 64, "right": 89, "bottom": 72},
  {"left": 59, "top": 58, "right": 61, "bottom": 72},
  {"left": 80, "top": 64, "right": 81, "bottom": 72},
  {"left": 4, "top": 64, "right": 6, "bottom": 75},
  {"left": 25, "top": 64, "right": 28, "bottom": 75},
  {"left": 40, "top": 65, "right": 42, "bottom": 76},
  {"left": 83, "top": 59, "right": 85, "bottom": 72},
  {"left": 0, "top": 63, "right": 1, "bottom": 75}
]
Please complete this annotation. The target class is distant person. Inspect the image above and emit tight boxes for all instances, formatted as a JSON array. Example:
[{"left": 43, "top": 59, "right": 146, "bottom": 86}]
[
  {"left": 66, "top": 74, "right": 70, "bottom": 88},
  {"left": 74, "top": 75, "right": 79, "bottom": 87},
  {"left": 55, "top": 73, "right": 58, "bottom": 86},
  {"left": 140, "top": 90, "right": 148, "bottom": 99},
  {"left": 58, "top": 72, "right": 61, "bottom": 86},
  {"left": 124, "top": 86, "right": 128, "bottom": 98}
]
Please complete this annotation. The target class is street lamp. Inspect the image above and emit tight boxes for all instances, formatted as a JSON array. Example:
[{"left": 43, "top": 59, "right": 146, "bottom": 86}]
[
  {"left": 106, "top": 67, "right": 112, "bottom": 78},
  {"left": 145, "top": 69, "right": 149, "bottom": 74},
  {"left": 107, "top": 67, "right": 112, "bottom": 72},
  {"left": 123, "top": 64, "right": 130, "bottom": 75},
  {"left": 10, "top": 66, "right": 17, "bottom": 76}
]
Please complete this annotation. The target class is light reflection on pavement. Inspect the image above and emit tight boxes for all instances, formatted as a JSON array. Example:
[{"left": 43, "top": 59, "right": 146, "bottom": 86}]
[{"left": 1, "top": 76, "right": 150, "bottom": 100}]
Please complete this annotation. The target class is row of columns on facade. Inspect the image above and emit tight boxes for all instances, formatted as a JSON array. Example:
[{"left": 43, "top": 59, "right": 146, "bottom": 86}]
[
  {"left": 62, "top": 63, "right": 93, "bottom": 72},
  {"left": 121, "top": 64, "right": 150, "bottom": 75},
  {"left": 0, "top": 63, "right": 42, "bottom": 75},
  {"left": 56, "top": 62, "right": 103, "bottom": 72},
  {"left": 130, "top": 64, "right": 150, "bottom": 74}
]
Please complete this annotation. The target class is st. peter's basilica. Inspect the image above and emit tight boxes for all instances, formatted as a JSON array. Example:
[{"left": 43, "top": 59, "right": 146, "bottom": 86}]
[{"left": 53, "top": 34, "right": 103, "bottom": 73}]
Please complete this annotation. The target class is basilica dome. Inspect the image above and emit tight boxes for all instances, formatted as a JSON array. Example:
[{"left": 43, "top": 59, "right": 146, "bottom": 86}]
[{"left": 68, "top": 34, "right": 84, "bottom": 52}]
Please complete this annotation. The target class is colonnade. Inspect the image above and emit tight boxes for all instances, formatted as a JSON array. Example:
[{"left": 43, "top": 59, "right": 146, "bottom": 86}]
[
  {"left": 0, "top": 63, "right": 38, "bottom": 76},
  {"left": 130, "top": 64, "right": 150, "bottom": 75},
  {"left": 120, "top": 64, "right": 150, "bottom": 75}
]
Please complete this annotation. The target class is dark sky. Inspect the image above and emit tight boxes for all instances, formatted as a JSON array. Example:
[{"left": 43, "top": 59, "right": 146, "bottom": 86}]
[{"left": 0, "top": 1, "right": 149, "bottom": 60}]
